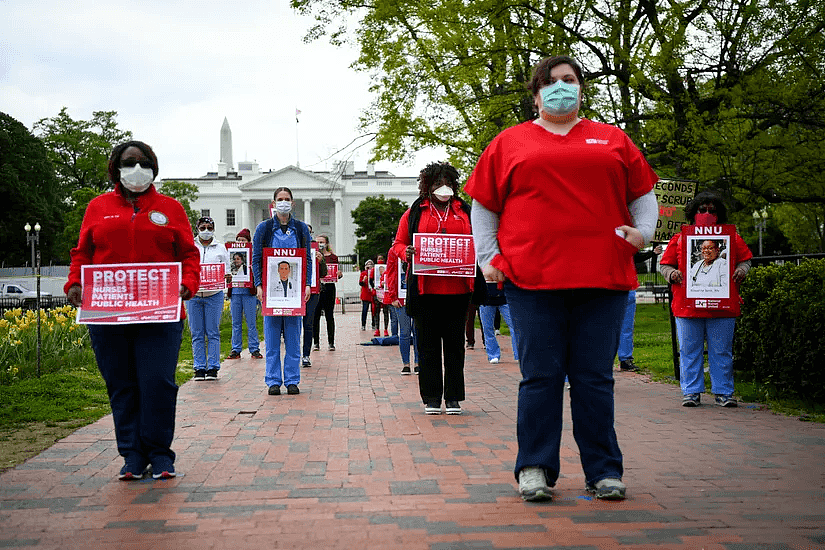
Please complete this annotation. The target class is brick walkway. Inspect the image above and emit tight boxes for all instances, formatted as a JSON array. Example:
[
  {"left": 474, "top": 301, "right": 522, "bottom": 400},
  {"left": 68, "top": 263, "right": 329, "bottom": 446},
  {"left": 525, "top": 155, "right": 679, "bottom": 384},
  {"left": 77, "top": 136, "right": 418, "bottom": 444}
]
[{"left": 2, "top": 310, "right": 824, "bottom": 549}]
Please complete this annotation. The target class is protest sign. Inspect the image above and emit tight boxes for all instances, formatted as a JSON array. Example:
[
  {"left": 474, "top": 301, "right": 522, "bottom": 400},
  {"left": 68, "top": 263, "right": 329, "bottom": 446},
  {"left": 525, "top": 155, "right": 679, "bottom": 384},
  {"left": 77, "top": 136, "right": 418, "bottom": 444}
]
[
  {"left": 261, "top": 248, "right": 306, "bottom": 316},
  {"left": 653, "top": 178, "right": 698, "bottom": 242},
  {"left": 412, "top": 233, "right": 475, "bottom": 277},
  {"left": 226, "top": 243, "right": 252, "bottom": 288},
  {"left": 77, "top": 262, "right": 182, "bottom": 324}
]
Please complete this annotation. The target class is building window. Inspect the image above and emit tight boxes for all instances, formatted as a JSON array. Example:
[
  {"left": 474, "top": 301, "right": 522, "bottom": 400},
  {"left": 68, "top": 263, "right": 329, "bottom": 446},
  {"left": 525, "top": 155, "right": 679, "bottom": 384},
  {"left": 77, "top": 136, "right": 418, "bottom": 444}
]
[
  {"left": 320, "top": 213, "right": 330, "bottom": 226},
  {"left": 201, "top": 209, "right": 210, "bottom": 218},
  {"left": 226, "top": 209, "right": 236, "bottom": 226}
]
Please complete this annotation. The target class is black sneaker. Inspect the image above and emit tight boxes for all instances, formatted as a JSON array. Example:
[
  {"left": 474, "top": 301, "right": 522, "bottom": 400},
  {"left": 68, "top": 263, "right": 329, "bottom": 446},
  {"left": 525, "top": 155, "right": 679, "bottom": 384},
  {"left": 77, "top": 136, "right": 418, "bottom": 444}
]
[
  {"left": 682, "top": 393, "right": 701, "bottom": 407},
  {"left": 227, "top": 350, "right": 241, "bottom": 360},
  {"left": 445, "top": 401, "right": 461, "bottom": 415},
  {"left": 715, "top": 394, "right": 738, "bottom": 407},
  {"left": 302, "top": 356, "right": 312, "bottom": 368},
  {"left": 401, "top": 365, "right": 411, "bottom": 375},
  {"left": 312, "top": 343, "right": 320, "bottom": 351},
  {"left": 286, "top": 384, "right": 300, "bottom": 395},
  {"left": 424, "top": 401, "right": 441, "bottom": 415},
  {"left": 205, "top": 369, "right": 218, "bottom": 380},
  {"left": 251, "top": 351, "right": 263, "bottom": 359},
  {"left": 414, "top": 365, "right": 420, "bottom": 375},
  {"left": 193, "top": 370, "right": 207, "bottom": 381},
  {"left": 328, "top": 345, "right": 335, "bottom": 351},
  {"left": 268, "top": 385, "right": 280, "bottom": 395},
  {"left": 619, "top": 359, "right": 639, "bottom": 371}
]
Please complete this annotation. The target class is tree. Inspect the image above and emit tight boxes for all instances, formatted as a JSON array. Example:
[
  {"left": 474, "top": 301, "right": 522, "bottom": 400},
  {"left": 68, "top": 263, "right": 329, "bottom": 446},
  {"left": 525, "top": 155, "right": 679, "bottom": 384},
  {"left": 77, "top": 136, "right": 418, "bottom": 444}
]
[
  {"left": 350, "top": 195, "right": 409, "bottom": 263},
  {"left": 157, "top": 180, "right": 201, "bottom": 233},
  {"left": 294, "top": 0, "right": 825, "bottom": 250},
  {"left": 55, "top": 187, "right": 104, "bottom": 263},
  {"left": 33, "top": 107, "right": 132, "bottom": 200},
  {"left": 0, "top": 112, "right": 63, "bottom": 266}
]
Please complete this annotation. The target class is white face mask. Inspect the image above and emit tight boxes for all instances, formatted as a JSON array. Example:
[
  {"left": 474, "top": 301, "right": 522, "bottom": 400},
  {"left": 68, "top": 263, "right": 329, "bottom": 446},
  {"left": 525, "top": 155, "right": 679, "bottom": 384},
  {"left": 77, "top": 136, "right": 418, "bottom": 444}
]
[
  {"left": 119, "top": 165, "right": 154, "bottom": 193},
  {"left": 198, "top": 230, "right": 214, "bottom": 241},
  {"left": 318, "top": 243, "right": 326, "bottom": 250},
  {"left": 274, "top": 200, "right": 292, "bottom": 215},
  {"left": 432, "top": 185, "right": 454, "bottom": 201}
]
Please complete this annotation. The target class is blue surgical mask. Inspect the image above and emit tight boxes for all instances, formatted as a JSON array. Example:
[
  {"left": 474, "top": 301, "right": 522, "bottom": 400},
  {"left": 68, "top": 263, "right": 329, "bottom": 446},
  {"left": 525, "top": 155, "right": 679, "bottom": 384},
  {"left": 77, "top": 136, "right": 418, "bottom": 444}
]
[{"left": 540, "top": 81, "right": 580, "bottom": 116}]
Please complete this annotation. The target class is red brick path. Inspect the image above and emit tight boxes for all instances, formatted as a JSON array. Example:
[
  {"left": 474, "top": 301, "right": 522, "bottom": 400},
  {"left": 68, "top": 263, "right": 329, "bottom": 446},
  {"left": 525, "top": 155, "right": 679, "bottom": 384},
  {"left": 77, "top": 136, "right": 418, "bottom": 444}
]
[{"left": 2, "top": 310, "right": 824, "bottom": 549}]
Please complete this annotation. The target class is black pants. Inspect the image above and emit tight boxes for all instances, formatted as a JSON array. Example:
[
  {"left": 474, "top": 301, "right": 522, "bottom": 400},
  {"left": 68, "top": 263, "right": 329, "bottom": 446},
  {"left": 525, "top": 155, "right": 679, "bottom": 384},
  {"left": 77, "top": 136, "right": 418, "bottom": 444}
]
[
  {"left": 413, "top": 293, "right": 471, "bottom": 404},
  {"left": 313, "top": 283, "right": 336, "bottom": 346}
]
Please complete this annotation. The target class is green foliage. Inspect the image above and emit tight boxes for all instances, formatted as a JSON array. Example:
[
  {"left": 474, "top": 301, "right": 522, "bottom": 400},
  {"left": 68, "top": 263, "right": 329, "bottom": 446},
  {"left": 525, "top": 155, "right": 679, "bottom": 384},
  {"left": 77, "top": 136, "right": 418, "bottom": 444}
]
[
  {"left": 350, "top": 195, "right": 409, "bottom": 263},
  {"left": 735, "top": 259, "right": 825, "bottom": 401},
  {"left": 158, "top": 180, "right": 201, "bottom": 233},
  {"left": 294, "top": 0, "right": 825, "bottom": 249},
  {"left": 33, "top": 107, "right": 132, "bottom": 199},
  {"left": 0, "top": 112, "right": 64, "bottom": 266},
  {"left": 55, "top": 187, "right": 103, "bottom": 263}
]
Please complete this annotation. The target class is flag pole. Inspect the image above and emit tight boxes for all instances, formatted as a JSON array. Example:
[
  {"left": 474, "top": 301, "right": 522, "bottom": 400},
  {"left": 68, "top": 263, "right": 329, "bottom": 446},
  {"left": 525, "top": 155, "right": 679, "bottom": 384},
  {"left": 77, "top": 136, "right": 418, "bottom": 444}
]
[{"left": 295, "top": 108, "right": 301, "bottom": 168}]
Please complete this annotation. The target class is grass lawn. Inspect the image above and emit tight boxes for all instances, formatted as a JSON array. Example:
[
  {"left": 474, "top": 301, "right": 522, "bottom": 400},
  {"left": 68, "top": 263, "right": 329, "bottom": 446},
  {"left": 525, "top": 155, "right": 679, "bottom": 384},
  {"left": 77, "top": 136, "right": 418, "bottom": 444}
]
[{"left": 1, "top": 302, "right": 821, "bottom": 472}]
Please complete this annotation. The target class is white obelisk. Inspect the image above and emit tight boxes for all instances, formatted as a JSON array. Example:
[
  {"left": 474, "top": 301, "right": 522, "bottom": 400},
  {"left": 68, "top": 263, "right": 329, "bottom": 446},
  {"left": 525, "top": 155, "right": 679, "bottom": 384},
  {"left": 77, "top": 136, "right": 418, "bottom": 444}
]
[{"left": 220, "top": 117, "right": 234, "bottom": 171}]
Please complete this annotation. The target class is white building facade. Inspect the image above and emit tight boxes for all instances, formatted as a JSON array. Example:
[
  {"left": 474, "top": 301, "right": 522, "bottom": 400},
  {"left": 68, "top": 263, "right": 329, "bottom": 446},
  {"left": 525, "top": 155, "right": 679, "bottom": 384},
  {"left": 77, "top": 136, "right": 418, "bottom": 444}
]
[{"left": 163, "top": 160, "right": 420, "bottom": 258}]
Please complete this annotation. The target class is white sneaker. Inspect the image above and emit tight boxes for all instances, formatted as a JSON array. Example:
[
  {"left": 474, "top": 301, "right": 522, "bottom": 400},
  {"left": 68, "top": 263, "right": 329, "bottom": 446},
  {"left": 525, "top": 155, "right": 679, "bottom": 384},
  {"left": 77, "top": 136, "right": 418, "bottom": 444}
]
[
  {"left": 489, "top": 357, "right": 500, "bottom": 364},
  {"left": 518, "top": 467, "right": 552, "bottom": 501},
  {"left": 586, "top": 477, "right": 626, "bottom": 500}
]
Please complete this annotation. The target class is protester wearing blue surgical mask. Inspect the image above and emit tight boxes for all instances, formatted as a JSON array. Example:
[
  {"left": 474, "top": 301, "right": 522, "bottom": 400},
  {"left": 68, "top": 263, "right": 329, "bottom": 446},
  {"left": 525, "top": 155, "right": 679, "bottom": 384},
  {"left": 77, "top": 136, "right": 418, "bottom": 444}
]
[
  {"left": 466, "top": 55, "right": 660, "bottom": 502},
  {"left": 252, "top": 187, "right": 312, "bottom": 396}
]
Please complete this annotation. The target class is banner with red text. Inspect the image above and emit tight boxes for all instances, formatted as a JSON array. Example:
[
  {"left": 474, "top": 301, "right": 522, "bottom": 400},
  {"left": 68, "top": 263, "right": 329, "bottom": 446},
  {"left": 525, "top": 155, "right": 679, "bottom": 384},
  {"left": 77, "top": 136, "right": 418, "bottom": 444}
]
[
  {"left": 310, "top": 242, "right": 321, "bottom": 293},
  {"left": 653, "top": 178, "right": 699, "bottom": 242},
  {"left": 412, "top": 233, "right": 476, "bottom": 277},
  {"left": 321, "top": 263, "right": 339, "bottom": 284},
  {"left": 261, "top": 248, "right": 306, "bottom": 316},
  {"left": 226, "top": 243, "right": 253, "bottom": 288},
  {"left": 77, "top": 262, "right": 181, "bottom": 324},
  {"left": 199, "top": 263, "right": 226, "bottom": 291}
]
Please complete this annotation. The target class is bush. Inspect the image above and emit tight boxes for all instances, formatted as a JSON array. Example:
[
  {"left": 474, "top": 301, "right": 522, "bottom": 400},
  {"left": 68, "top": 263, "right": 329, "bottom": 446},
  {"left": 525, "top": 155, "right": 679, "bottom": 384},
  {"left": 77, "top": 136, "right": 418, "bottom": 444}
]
[{"left": 734, "top": 259, "right": 825, "bottom": 401}]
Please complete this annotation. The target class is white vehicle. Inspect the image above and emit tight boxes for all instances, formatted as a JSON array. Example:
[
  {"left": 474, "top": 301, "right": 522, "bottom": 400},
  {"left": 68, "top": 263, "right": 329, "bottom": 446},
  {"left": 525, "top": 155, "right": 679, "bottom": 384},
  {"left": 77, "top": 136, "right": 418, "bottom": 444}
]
[{"left": 0, "top": 282, "right": 52, "bottom": 308}]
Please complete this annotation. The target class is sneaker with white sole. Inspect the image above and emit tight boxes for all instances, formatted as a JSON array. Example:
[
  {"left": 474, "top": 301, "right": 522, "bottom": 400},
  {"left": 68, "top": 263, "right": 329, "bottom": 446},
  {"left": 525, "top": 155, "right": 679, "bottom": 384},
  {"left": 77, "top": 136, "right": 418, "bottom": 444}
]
[
  {"left": 489, "top": 357, "right": 500, "bottom": 364},
  {"left": 424, "top": 401, "right": 441, "bottom": 415},
  {"left": 586, "top": 477, "right": 626, "bottom": 500},
  {"left": 401, "top": 365, "right": 411, "bottom": 375},
  {"left": 715, "top": 394, "right": 738, "bottom": 407},
  {"left": 445, "top": 400, "right": 461, "bottom": 415},
  {"left": 518, "top": 467, "right": 552, "bottom": 501},
  {"left": 682, "top": 393, "right": 701, "bottom": 407}
]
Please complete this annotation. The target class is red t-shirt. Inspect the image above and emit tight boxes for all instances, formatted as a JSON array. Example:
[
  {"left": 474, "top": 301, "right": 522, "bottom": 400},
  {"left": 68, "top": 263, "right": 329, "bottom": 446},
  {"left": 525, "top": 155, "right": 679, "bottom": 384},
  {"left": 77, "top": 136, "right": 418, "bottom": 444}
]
[
  {"left": 392, "top": 198, "right": 474, "bottom": 295},
  {"left": 65, "top": 184, "right": 201, "bottom": 318},
  {"left": 659, "top": 229, "right": 752, "bottom": 317},
  {"left": 464, "top": 119, "right": 658, "bottom": 291}
]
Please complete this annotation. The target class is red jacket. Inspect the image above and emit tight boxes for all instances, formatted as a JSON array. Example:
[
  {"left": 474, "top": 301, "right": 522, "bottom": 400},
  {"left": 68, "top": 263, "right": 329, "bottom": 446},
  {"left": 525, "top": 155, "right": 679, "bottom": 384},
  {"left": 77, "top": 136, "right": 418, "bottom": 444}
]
[
  {"left": 392, "top": 198, "right": 474, "bottom": 296},
  {"left": 659, "top": 229, "right": 752, "bottom": 318},
  {"left": 359, "top": 269, "right": 374, "bottom": 301},
  {"left": 65, "top": 184, "right": 201, "bottom": 317},
  {"left": 382, "top": 247, "right": 404, "bottom": 306}
]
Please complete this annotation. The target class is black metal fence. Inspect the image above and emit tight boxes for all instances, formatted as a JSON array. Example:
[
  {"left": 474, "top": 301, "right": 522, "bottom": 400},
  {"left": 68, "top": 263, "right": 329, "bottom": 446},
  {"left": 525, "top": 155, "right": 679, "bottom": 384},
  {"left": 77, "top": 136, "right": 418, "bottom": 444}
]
[{"left": 0, "top": 295, "right": 71, "bottom": 315}]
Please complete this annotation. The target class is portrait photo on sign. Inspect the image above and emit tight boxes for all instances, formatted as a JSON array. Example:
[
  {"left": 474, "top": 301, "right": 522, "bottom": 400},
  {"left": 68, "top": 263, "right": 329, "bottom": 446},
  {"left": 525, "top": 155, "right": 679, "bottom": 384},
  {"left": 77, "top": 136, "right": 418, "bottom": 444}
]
[
  {"left": 686, "top": 235, "right": 730, "bottom": 299},
  {"left": 265, "top": 256, "right": 302, "bottom": 309},
  {"left": 398, "top": 258, "right": 407, "bottom": 300},
  {"left": 229, "top": 249, "right": 250, "bottom": 282}
]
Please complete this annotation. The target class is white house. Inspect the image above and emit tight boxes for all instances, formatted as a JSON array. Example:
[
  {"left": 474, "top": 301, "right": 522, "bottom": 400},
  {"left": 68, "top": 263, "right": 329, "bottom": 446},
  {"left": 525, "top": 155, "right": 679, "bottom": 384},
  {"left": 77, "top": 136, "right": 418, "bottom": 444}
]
[{"left": 161, "top": 119, "right": 421, "bottom": 259}]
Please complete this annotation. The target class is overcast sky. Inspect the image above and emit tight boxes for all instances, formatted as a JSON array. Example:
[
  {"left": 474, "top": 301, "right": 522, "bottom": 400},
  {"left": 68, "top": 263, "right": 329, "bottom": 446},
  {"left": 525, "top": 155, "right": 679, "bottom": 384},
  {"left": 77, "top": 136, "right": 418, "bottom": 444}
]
[{"left": 1, "top": 0, "right": 439, "bottom": 180}]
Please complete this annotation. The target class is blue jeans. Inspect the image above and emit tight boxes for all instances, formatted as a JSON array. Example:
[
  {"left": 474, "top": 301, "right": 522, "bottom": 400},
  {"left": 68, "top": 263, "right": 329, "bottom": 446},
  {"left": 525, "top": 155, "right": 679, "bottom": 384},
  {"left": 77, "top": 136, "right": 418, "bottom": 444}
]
[
  {"left": 186, "top": 291, "right": 224, "bottom": 371},
  {"left": 89, "top": 321, "right": 183, "bottom": 469},
  {"left": 675, "top": 316, "right": 736, "bottom": 396},
  {"left": 505, "top": 284, "right": 626, "bottom": 486},
  {"left": 479, "top": 304, "right": 519, "bottom": 362},
  {"left": 394, "top": 304, "right": 419, "bottom": 365},
  {"left": 617, "top": 290, "right": 636, "bottom": 361},
  {"left": 230, "top": 291, "right": 260, "bottom": 353},
  {"left": 263, "top": 315, "right": 302, "bottom": 387},
  {"left": 389, "top": 304, "right": 399, "bottom": 336},
  {"left": 361, "top": 300, "right": 372, "bottom": 328}
]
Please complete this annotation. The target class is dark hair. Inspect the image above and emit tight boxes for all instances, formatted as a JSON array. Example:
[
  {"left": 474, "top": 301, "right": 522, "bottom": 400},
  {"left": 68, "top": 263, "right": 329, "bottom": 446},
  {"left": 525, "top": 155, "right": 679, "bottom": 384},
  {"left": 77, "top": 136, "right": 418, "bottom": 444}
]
[
  {"left": 418, "top": 162, "right": 460, "bottom": 197},
  {"left": 108, "top": 140, "right": 159, "bottom": 184},
  {"left": 527, "top": 55, "right": 586, "bottom": 97},
  {"left": 232, "top": 252, "right": 245, "bottom": 262},
  {"left": 197, "top": 216, "right": 214, "bottom": 227},
  {"left": 278, "top": 261, "right": 291, "bottom": 268},
  {"left": 273, "top": 187, "right": 293, "bottom": 200},
  {"left": 685, "top": 191, "right": 728, "bottom": 224}
]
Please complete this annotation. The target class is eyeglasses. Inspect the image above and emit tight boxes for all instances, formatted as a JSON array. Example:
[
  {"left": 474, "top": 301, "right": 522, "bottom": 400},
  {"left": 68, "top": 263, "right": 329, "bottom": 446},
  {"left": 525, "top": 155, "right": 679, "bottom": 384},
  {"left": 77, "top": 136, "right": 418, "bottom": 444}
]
[
  {"left": 697, "top": 205, "right": 716, "bottom": 214},
  {"left": 121, "top": 159, "right": 154, "bottom": 169},
  {"left": 198, "top": 225, "right": 214, "bottom": 231}
]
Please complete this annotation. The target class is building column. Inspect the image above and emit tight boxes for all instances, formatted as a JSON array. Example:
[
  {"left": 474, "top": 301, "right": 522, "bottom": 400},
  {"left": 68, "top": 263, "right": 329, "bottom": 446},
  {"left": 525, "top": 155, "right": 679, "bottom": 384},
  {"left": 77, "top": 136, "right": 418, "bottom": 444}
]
[
  {"left": 241, "top": 199, "right": 251, "bottom": 232},
  {"left": 334, "top": 198, "right": 343, "bottom": 253},
  {"left": 304, "top": 199, "right": 312, "bottom": 229}
]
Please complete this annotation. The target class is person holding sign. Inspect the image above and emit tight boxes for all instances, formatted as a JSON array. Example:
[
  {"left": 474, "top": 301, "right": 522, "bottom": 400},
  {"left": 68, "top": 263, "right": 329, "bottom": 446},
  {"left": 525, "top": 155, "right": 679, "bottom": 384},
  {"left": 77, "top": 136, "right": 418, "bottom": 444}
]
[
  {"left": 227, "top": 229, "right": 262, "bottom": 360},
  {"left": 313, "top": 234, "right": 341, "bottom": 351},
  {"left": 466, "top": 56, "right": 660, "bottom": 501},
  {"left": 392, "top": 161, "right": 475, "bottom": 416},
  {"left": 252, "top": 187, "right": 312, "bottom": 396},
  {"left": 64, "top": 140, "right": 200, "bottom": 480},
  {"left": 659, "top": 191, "right": 752, "bottom": 408},
  {"left": 359, "top": 260, "right": 376, "bottom": 330},
  {"left": 188, "top": 216, "right": 231, "bottom": 381}
]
